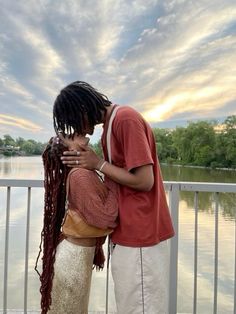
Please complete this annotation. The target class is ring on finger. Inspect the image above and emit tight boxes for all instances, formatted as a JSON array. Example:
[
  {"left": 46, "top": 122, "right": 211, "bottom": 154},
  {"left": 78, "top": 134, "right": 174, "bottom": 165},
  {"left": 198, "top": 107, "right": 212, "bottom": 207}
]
[{"left": 75, "top": 160, "right": 79, "bottom": 165}]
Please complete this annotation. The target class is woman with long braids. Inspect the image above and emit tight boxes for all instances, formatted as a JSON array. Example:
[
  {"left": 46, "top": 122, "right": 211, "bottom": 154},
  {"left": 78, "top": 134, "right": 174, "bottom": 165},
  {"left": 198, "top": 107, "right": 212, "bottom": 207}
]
[{"left": 35, "top": 134, "right": 118, "bottom": 314}]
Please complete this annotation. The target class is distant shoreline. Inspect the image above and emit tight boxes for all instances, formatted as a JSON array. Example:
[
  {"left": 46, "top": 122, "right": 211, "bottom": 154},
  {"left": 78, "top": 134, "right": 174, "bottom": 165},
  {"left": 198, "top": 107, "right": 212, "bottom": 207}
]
[
  {"left": 161, "top": 162, "right": 236, "bottom": 171},
  {"left": 1, "top": 154, "right": 235, "bottom": 171},
  {"left": 0, "top": 153, "right": 41, "bottom": 158}
]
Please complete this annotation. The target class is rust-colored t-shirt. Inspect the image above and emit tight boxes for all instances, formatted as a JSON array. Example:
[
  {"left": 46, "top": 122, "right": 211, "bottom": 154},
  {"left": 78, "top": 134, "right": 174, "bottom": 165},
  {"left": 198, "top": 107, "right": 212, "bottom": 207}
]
[{"left": 101, "top": 105, "right": 175, "bottom": 247}]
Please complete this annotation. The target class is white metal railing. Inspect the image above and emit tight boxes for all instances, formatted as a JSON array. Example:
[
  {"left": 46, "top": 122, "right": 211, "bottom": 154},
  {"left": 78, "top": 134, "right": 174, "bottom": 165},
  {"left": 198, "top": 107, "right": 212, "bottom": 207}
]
[{"left": 0, "top": 179, "right": 236, "bottom": 314}]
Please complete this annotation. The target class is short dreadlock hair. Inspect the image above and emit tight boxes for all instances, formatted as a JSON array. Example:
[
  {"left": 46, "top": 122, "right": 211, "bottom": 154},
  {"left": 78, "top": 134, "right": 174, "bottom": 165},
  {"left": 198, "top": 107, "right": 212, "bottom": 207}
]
[{"left": 53, "top": 81, "right": 112, "bottom": 136}]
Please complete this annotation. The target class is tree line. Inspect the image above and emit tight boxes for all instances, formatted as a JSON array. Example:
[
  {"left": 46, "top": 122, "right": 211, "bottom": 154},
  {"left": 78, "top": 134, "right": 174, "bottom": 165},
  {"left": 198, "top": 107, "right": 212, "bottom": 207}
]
[
  {"left": 153, "top": 115, "right": 236, "bottom": 169},
  {"left": 1, "top": 115, "right": 235, "bottom": 169},
  {"left": 0, "top": 135, "right": 46, "bottom": 156}
]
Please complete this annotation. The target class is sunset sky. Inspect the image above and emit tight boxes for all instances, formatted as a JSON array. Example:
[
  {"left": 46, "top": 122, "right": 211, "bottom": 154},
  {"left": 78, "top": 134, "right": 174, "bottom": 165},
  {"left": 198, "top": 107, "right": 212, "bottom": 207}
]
[{"left": 0, "top": 0, "right": 236, "bottom": 143}]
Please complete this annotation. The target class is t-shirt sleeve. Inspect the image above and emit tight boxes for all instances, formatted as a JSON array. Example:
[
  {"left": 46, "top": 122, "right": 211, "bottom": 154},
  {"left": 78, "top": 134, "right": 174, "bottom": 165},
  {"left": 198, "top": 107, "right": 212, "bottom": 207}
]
[
  {"left": 116, "top": 118, "right": 154, "bottom": 171},
  {"left": 68, "top": 170, "right": 118, "bottom": 229}
]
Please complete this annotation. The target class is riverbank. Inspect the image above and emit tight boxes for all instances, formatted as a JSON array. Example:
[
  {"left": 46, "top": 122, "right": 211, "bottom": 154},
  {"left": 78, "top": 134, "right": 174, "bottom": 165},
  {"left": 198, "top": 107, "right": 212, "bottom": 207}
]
[
  {"left": 0, "top": 152, "right": 39, "bottom": 158},
  {"left": 1, "top": 154, "right": 236, "bottom": 171},
  {"left": 161, "top": 162, "right": 236, "bottom": 171}
]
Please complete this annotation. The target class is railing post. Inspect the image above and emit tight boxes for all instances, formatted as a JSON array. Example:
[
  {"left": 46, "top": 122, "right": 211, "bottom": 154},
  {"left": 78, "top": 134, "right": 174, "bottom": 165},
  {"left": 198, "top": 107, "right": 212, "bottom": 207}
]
[
  {"left": 105, "top": 239, "right": 110, "bottom": 314},
  {"left": 213, "top": 192, "right": 219, "bottom": 314},
  {"left": 234, "top": 206, "right": 236, "bottom": 314},
  {"left": 193, "top": 192, "right": 199, "bottom": 314},
  {"left": 24, "top": 187, "right": 31, "bottom": 313},
  {"left": 3, "top": 186, "right": 11, "bottom": 314},
  {"left": 168, "top": 183, "right": 180, "bottom": 314}
]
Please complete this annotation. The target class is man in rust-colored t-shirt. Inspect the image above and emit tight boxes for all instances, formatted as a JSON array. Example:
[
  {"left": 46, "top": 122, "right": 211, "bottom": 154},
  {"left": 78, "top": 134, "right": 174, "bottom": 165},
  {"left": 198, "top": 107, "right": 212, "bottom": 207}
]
[
  {"left": 55, "top": 81, "right": 175, "bottom": 314},
  {"left": 101, "top": 105, "right": 174, "bottom": 247},
  {"left": 100, "top": 105, "right": 174, "bottom": 314}
]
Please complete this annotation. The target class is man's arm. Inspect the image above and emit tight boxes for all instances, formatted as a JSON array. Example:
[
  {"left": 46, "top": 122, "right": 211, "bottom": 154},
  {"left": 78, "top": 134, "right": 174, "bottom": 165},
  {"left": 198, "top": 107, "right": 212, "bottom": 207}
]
[
  {"left": 61, "top": 146, "right": 154, "bottom": 192},
  {"left": 102, "top": 162, "right": 154, "bottom": 192}
]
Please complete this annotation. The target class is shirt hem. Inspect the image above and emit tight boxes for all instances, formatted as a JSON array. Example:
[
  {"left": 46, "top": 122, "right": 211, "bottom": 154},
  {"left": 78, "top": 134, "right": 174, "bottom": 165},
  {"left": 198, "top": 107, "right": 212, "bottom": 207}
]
[
  {"left": 111, "top": 231, "right": 175, "bottom": 247},
  {"left": 127, "top": 159, "right": 154, "bottom": 172}
]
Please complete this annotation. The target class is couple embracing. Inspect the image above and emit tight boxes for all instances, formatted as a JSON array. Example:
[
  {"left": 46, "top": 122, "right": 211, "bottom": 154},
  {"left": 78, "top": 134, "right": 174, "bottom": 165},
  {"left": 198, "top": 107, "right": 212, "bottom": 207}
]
[{"left": 35, "top": 81, "right": 174, "bottom": 314}]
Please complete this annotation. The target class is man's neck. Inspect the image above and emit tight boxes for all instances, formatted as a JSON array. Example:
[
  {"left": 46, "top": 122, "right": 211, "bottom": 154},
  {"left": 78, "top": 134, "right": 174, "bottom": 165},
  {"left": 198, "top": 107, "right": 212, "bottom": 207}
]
[{"left": 102, "top": 104, "right": 114, "bottom": 124}]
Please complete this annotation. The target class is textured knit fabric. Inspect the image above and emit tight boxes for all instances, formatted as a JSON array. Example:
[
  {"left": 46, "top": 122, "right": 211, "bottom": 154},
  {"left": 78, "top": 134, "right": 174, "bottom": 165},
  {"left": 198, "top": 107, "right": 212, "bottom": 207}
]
[
  {"left": 49, "top": 239, "right": 95, "bottom": 314},
  {"left": 68, "top": 168, "right": 118, "bottom": 229},
  {"left": 111, "top": 241, "right": 169, "bottom": 314},
  {"left": 101, "top": 105, "right": 175, "bottom": 247}
]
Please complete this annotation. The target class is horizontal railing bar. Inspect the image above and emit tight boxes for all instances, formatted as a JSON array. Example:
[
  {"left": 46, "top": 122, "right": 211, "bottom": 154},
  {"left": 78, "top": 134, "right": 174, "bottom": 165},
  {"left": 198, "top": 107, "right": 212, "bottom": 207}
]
[
  {"left": 0, "top": 180, "right": 44, "bottom": 188},
  {"left": 180, "top": 182, "right": 236, "bottom": 193},
  {"left": 1, "top": 180, "right": 236, "bottom": 193}
]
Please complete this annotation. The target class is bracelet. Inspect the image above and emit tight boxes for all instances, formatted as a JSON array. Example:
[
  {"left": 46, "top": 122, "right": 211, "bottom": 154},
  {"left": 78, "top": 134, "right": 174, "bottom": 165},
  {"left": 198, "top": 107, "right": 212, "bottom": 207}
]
[
  {"left": 96, "top": 159, "right": 104, "bottom": 170},
  {"left": 96, "top": 159, "right": 108, "bottom": 172},
  {"left": 99, "top": 160, "right": 107, "bottom": 172}
]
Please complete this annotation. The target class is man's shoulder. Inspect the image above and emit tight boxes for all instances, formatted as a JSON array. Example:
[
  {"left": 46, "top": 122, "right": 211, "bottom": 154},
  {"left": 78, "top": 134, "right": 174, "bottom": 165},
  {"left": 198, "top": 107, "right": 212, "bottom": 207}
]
[{"left": 115, "top": 105, "right": 142, "bottom": 121}]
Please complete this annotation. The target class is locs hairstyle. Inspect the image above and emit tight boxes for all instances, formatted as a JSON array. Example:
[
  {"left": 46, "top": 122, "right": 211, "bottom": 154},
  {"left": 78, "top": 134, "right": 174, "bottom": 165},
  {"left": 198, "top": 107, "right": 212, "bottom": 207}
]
[
  {"left": 53, "top": 81, "right": 112, "bottom": 136},
  {"left": 35, "top": 137, "right": 69, "bottom": 314}
]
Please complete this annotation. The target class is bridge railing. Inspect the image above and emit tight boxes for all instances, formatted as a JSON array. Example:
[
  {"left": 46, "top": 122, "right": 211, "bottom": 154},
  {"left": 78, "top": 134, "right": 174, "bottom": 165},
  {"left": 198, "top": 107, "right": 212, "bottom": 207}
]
[{"left": 0, "top": 179, "right": 236, "bottom": 314}]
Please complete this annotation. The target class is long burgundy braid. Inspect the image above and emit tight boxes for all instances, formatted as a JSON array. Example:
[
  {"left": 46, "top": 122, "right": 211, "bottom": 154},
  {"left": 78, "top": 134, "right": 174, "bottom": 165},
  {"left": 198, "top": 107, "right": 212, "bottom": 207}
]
[{"left": 35, "top": 137, "right": 69, "bottom": 313}]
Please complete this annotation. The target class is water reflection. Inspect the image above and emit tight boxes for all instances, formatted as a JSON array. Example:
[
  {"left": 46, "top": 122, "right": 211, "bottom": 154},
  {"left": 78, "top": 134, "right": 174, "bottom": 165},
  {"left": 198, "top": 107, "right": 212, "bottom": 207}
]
[
  {"left": 178, "top": 191, "right": 236, "bottom": 219},
  {"left": 161, "top": 165, "right": 236, "bottom": 220},
  {"left": 0, "top": 157, "right": 235, "bottom": 313},
  {"left": 0, "top": 156, "right": 44, "bottom": 179},
  {"left": 161, "top": 164, "right": 236, "bottom": 183}
]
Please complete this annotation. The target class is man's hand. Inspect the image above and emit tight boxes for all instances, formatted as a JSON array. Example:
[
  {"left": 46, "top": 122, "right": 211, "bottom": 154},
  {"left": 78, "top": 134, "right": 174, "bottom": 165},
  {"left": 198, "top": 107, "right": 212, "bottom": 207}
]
[{"left": 61, "top": 145, "right": 101, "bottom": 170}]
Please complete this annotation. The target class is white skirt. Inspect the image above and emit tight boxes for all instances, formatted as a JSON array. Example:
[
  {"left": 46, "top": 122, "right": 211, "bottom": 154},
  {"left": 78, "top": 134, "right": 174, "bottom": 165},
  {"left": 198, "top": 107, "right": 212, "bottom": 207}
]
[{"left": 48, "top": 239, "right": 95, "bottom": 314}]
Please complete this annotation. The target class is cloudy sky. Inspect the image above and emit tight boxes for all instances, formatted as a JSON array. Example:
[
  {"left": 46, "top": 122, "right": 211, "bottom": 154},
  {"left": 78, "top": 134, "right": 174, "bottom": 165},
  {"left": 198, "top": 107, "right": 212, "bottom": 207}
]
[{"left": 0, "top": 0, "right": 236, "bottom": 143}]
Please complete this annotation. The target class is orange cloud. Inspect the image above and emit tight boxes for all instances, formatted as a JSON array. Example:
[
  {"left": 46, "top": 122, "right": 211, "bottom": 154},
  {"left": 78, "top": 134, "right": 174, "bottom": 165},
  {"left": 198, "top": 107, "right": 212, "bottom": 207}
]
[{"left": 0, "top": 114, "right": 42, "bottom": 131}]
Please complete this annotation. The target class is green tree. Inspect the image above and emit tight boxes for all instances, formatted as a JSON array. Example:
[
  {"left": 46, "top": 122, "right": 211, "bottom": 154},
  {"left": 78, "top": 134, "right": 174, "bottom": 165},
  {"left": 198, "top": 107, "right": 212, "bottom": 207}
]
[
  {"left": 224, "top": 115, "right": 236, "bottom": 167},
  {"left": 172, "top": 127, "right": 190, "bottom": 163},
  {"left": 3, "top": 134, "right": 15, "bottom": 147},
  {"left": 194, "top": 145, "right": 215, "bottom": 166},
  {"left": 21, "top": 141, "right": 35, "bottom": 154},
  {"left": 214, "top": 132, "right": 227, "bottom": 168},
  {"left": 15, "top": 137, "right": 25, "bottom": 148},
  {"left": 153, "top": 128, "right": 177, "bottom": 162},
  {"left": 172, "top": 122, "right": 216, "bottom": 166},
  {"left": 91, "top": 140, "right": 103, "bottom": 158},
  {"left": 225, "top": 115, "right": 236, "bottom": 130}
]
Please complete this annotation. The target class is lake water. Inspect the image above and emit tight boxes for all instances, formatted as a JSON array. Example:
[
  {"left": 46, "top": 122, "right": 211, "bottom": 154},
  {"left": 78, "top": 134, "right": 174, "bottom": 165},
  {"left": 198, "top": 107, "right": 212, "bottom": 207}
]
[{"left": 0, "top": 156, "right": 235, "bottom": 313}]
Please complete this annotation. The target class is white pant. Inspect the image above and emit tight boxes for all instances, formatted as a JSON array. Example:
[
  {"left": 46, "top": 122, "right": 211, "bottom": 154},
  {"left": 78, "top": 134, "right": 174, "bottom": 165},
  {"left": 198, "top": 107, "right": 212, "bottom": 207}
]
[{"left": 111, "top": 241, "right": 169, "bottom": 314}]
